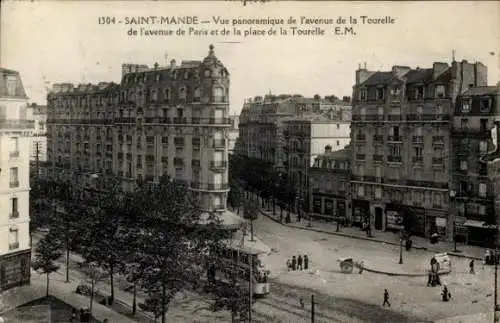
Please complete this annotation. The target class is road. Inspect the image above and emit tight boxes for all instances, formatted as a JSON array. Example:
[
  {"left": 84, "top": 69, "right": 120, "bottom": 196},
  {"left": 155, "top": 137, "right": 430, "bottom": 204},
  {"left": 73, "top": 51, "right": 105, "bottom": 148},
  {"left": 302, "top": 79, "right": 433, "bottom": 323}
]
[{"left": 253, "top": 214, "right": 498, "bottom": 323}]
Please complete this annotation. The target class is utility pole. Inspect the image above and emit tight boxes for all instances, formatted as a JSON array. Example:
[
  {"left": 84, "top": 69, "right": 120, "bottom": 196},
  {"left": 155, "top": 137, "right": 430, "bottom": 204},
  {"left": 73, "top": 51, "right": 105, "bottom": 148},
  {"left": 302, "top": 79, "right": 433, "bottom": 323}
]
[
  {"left": 311, "top": 294, "right": 315, "bottom": 323},
  {"left": 248, "top": 253, "right": 253, "bottom": 323},
  {"left": 35, "top": 141, "right": 40, "bottom": 177},
  {"left": 495, "top": 219, "right": 498, "bottom": 323}
]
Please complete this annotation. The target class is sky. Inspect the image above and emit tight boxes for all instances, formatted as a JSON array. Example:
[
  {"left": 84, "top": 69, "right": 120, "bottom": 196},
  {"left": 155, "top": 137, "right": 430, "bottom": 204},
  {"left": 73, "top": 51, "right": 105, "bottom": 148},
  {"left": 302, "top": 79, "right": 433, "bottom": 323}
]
[{"left": 1, "top": 1, "right": 499, "bottom": 115}]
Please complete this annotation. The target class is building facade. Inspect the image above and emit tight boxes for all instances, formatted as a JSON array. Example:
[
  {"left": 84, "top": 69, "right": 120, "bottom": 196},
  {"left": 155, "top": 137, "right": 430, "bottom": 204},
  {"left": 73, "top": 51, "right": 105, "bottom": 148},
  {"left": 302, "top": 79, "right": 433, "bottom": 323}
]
[
  {"left": 46, "top": 45, "right": 232, "bottom": 212},
  {"left": 0, "top": 68, "right": 33, "bottom": 291},
  {"left": 27, "top": 103, "right": 48, "bottom": 178},
  {"left": 309, "top": 145, "right": 351, "bottom": 221},
  {"left": 350, "top": 60, "right": 488, "bottom": 238},
  {"left": 453, "top": 85, "right": 499, "bottom": 246},
  {"left": 283, "top": 114, "right": 350, "bottom": 211},
  {"left": 228, "top": 114, "right": 239, "bottom": 155}
]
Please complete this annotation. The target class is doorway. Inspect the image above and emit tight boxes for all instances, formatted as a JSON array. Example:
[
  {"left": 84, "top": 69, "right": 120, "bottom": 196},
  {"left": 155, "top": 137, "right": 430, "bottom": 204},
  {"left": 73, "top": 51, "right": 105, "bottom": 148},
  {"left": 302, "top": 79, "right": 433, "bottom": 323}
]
[{"left": 374, "top": 207, "right": 383, "bottom": 230}]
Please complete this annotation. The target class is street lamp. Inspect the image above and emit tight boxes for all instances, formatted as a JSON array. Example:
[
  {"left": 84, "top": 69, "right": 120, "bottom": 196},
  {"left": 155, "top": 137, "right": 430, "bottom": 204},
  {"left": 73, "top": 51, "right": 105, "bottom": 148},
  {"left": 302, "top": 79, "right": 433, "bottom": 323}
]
[{"left": 449, "top": 190, "right": 461, "bottom": 253}]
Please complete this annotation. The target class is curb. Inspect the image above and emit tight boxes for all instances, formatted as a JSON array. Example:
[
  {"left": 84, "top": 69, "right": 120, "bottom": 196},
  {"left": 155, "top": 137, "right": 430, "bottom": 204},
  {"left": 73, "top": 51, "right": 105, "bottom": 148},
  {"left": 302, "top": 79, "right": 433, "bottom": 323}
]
[{"left": 259, "top": 210, "right": 483, "bottom": 262}]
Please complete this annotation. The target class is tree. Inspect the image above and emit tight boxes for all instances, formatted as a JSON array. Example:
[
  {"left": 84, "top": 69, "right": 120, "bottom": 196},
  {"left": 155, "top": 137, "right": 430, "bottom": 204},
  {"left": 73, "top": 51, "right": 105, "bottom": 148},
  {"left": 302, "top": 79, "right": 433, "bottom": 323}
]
[
  {"left": 49, "top": 180, "right": 87, "bottom": 284},
  {"left": 228, "top": 181, "right": 244, "bottom": 214},
  {"left": 139, "top": 294, "right": 162, "bottom": 323},
  {"left": 243, "top": 201, "right": 259, "bottom": 242},
  {"left": 135, "top": 175, "right": 220, "bottom": 323},
  {"left": 78, "top": 176, "right": 129, "bottom": 304},
  {"left": 32, "top": 231, "right": 62, "bottom": 297},
  {"left": 80, "top": 261, "right": 107, "bottom": 315}
]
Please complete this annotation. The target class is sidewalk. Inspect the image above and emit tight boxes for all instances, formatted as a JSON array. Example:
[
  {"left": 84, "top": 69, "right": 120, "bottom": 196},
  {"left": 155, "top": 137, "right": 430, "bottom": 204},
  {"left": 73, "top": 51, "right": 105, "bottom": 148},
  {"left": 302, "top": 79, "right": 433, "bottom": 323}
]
[{"left": 246, "top": 197, "right": 487, "bottom": 275}]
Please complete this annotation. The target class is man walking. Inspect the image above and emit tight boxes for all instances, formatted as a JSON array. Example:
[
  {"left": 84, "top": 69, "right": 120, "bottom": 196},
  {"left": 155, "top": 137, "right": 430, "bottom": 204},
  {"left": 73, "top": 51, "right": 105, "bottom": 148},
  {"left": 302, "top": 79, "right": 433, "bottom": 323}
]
[
  {"left": 382, "top": 289, "right": 391, "bottom": 307},
  {"left": 304, "top": 254, "right": 309, "bottom": 270},
  {"left": 469, "top": 259, "right": 475, "bottom": 274}
]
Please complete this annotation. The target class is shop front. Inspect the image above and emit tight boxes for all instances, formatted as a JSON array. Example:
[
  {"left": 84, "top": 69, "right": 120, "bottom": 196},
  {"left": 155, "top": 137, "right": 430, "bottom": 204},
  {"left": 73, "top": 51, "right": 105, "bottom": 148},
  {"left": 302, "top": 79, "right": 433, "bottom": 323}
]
[
  {"left": 385, "top": 202, "right": 426, "bottom": 237},
  {"left": 352, "top": 199, "right": 370, "bottom": 227}
]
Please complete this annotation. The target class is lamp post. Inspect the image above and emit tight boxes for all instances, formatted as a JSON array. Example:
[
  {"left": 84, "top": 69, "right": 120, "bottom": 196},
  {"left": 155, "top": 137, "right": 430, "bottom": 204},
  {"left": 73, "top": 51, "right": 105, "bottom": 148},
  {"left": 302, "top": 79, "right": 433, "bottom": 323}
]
[
  {"left": 449, "top": 190, "right": 461, "bottom": 253},
  {"left": 399, "top": 230, "right": 404, "bottom": 264}
]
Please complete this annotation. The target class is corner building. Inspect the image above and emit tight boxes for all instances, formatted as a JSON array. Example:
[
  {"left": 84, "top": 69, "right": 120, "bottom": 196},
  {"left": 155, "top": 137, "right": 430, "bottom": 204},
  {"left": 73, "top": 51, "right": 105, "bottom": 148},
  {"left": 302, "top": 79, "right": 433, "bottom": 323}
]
[
  {"left": 0, "top": 68, "right": 33, "bottom": 292},
  {"left": 350, "top": 60, "right": 487, "bottom": 239},
  {"left": 46, "top": 45, "right": 231, "bottom": 211}
]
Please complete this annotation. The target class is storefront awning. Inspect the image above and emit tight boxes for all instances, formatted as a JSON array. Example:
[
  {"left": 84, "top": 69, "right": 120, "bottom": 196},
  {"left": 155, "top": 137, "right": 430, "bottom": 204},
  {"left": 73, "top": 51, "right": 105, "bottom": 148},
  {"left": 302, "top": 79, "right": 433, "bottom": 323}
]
[{"left": 463, "top": 220, "right": 496, "bottom": 229}]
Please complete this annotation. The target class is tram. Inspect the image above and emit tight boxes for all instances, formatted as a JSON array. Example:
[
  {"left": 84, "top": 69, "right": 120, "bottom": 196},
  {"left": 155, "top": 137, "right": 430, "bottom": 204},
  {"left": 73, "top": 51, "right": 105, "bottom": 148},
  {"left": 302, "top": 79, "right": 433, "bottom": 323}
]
[{"left": 208, "top": 242, "right": 271, "bottom": 297}]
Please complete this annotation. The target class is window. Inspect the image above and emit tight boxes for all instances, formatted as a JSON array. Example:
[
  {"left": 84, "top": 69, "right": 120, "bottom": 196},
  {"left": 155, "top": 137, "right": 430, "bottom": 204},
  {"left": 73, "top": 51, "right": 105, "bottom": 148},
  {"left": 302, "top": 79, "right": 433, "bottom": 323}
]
[
  {"left": 377, "top": 107, "right": 384, "bottom": 116},
  {"left": 336, "top": 140, "right": 340, "bottom": 146},
  {"left": 357, "top": 185, "right": 365, "bottom": 197},
  {"left": 204, "top": 69, "right": 212, "bottom": 77},
  {"left": 434, "top": 194, "right": 442, "bottom": 207},
  {"left": 376, "top": 88, "right": 385, "bottom": 100},
  {"left": 479, "top": 205, "right": 486, "bottom": 215},
  {"left": 435, "top": 85, "right": 445, "bottom": 98},
  {"left": 414, "top": 147, "right": 423, "bottom": 157},
  {"left": 10, "top": 197, "right": 18, "bottom": 218},
  {"left": 213, "top": 87, "right": 224, "bottom": 102},
  {"left": 10, "top": 167, "right": 19, "bottom": 188},
  {"left": 480, "top": 118, "right": 488, "bottom": 131},
  {"left": 336, "top": 124, "right": 340, "bottom": 129},
  {"left": 151, "top": 89, "right": 158, "bottom": 101},
  {"left": 357, "top": 165, "right": 365, "bottom": 177},
  {"left": 390, "top": 145, "right": 401, "bottom": 156},
  {"left": 193, "top": 87, "right": 201, "bottom": 101},
  {"left": 184, "top": 71, "right": 190, "bottom": 80},
  {"left": 415, "top": 86, "right": 424, "bottom": 100},
  {"left": 390, "top": 87, "right": 400, "bottom": 95},
  {"left": 9, "top": 228, "right": 19, "bottom": 249},
  {"left": 6, "top": 75, "right": 16, "bottom": 96},
  {"left": 461, "top": 99, "right": 471, "bottom": 113},
  {"left": 480, "top": 97, "right": 492, "bottom": 112},
  {"left": 155, "top": 74, "right": 161, "bottom": 82},
  {"left": 178, "top": 86, "right": 186, "bottom": 100},
  {"left": 415, "top": 127, "right": 423, "bottom": 136},
  {"left": 359, "top": 88, "right": 367, "bottom": 101},
  {"left": 360, "top": 107, "right": 366, "bottom": 119},
  {"left": 461, "top": 118, "right": 469, "bottom": 129},
  {"left": 164, "top": 88, "right": 171, "bottom": 101},
  {"left": 417, "top": 106, "right": 423, "bottom": 116},
  {"left": 479, "top": 183, "right": 487, "bottom": 198},
  {"left": 460, "top": 161, "right": 468, "bottom": 170},
  {"left": 375, "top": 166, "right": 382, "bottom": 178},
  {"left": 146, "top": 136, "right": 154, "bottom": 147},
  {"left": 480, "top": 141, "right": 488, "bottom": 154},
  {"left": 375, "top": 188, "right": 382, "bottom": 199}
]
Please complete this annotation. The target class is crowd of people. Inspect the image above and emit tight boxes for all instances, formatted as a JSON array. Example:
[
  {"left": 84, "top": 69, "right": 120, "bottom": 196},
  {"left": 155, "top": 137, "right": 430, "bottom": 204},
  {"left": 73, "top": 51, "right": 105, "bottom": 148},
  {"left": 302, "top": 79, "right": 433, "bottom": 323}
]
[{"left": 286, "top": 254, "right": 309, "bottom": 271}]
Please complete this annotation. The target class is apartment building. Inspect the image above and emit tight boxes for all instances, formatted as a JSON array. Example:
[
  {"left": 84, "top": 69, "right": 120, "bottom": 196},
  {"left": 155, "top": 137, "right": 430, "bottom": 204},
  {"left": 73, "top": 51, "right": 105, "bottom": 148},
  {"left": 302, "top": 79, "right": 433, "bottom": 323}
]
[
  {"left": 283, "top": 113, "right": 350, "bottom": 210},
  {"left": 228, "top": 114, "right": 239, "bottom": 155},
  {"left": 350, "top": 59, "right": 487, "bottom": 239},
  {"left": 238, "top": 95, "right": 341, "bottom": 171},
  {"left": 309, "top": 145, "right": 351, "bottom": 221},
  {"left": 46, "top": 45, "right": 232, "bottom": 212},
  {"left": 0, "top": 68, "right": 33, "bottom": 291},
  {"left": 453, "top": 84, "right": 499, "bottom": 246}
]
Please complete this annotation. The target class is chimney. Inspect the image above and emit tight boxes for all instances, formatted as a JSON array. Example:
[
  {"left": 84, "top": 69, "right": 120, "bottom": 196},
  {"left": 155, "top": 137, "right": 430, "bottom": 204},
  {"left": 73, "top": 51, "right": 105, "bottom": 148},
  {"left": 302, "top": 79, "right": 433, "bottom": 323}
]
[
  {"left": 432, "top": 62, "right": 449, "bottom": 79},
  {"left": 170, "top": 59, "right": 176, "bottom": 69},
  {"left": 392, "top": 66, "right": 411, "bottom": 79}
]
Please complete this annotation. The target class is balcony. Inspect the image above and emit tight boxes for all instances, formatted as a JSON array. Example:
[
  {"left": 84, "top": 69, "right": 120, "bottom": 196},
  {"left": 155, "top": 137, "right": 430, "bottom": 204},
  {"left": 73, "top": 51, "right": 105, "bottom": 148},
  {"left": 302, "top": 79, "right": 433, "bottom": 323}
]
[
  {"left": 213, "top": 139, "right": 226, "bottom": 149},
  {"left": 202, "top": 117, "right": 231, "bottom": 125},
  {"left": 351, "top": 175, "right": 364, "bottom": 181},
  {"left": 406, "top": 180, "right": 448, "bottom": 189},
  {"left": 9, "top": 211, "right": 19, "bottom": 219},
  {"left": 412, "top": 136, "right": 424, "bottom": 144},
  {"left": 173, "top": 157, "right": 184, "bottom": 167},
  {"left": 355, "top": 134, "right": 366, "bottom": 141},
  {"left": 190, "top": 182, "right": 230, "bottom": 190},
  {"left": 174, "top": 139, "right": 185, "bottom": 148},
  {"left": 114, "top": 117, "right": 135, "bottom": 124},
  {"left": 9, "top": 181, "right": 19, "bottom": 188},
  {"left": 432, "top": 157, "right": 444, "bottom": 165},
  {"left": 406, "top": 114, "right": 449, "bottom": 121},
  {"left": 0, "top": 119, "right": 35, "bottom": 130},
  {"left": 355, "top": 154, "right": 366, "bottom": 161},
  {"left": 173, "top": 117, "right": 188, "bottom": 124},
  {"left": 432, "top": 136, "right": 444, "bottom": 145},
  {"left": 9, "top": 242, "right": 19, "bottom": 250},
  {"left": 209, "top": 161, "right": 228, "bottom": 170},
  {"left": 388, "top": 115, "right": 402, "bottom": 121},
  {"left": 9, "top": 151, "right": 20, "bottom": 158},
  {"left": 387, "top": 136, "right": 403, "bottom": 142},
  {"left": 373, "top": 135, "right": 384, "bottom": 142},
  {"left": 412, "top": 156, "right": 424, "bottom": 163},
  {"left": 373, "top": 154, "right": 384, "bottom": 162},
  {"left": 387, "top": 155, "right": 402, "bottom": 162}
]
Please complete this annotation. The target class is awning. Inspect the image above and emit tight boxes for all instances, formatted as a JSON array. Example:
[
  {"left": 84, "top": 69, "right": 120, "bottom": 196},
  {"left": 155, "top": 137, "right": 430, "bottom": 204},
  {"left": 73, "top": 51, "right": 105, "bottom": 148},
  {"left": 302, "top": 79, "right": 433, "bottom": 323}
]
[
  {"left": 198, "top": 210, "right": 246, "bottom": 229},
  {"left": 463, "top": 220, "right": 496, "bottom": 229}
]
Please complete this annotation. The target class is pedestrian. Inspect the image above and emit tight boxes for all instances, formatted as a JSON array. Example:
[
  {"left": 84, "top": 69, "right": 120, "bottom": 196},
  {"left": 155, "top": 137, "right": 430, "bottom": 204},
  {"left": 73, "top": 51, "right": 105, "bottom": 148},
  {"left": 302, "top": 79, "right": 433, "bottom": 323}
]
[
  {"left": 70, "top": 308, "right": 77, "bottom": 322},
  {"left": 297, "top": 255, "right": 303, "bottom": 270},
  {"left": 358, "top": 261, "right": 364, "bottom": 274},
  {"left": 286, "top": 258, "right": 291, "bottom": 271},
  {"left": 304, "top": 254, "right": 309, "bottom": 270},
  {"left": 382, "top": 289, "right": 391, "bottom": 307},
  {"left": 442, "top": 285, "right": 451, "bottom": 302},
  {"left": 469, "top": 259, "right": 475, "bottom": 274},
  {"left": 299, "top": 297, "right": 305, "bottom": 308},
  {"left": 292, "top": 256, "right": 297, "bottom": 271}
]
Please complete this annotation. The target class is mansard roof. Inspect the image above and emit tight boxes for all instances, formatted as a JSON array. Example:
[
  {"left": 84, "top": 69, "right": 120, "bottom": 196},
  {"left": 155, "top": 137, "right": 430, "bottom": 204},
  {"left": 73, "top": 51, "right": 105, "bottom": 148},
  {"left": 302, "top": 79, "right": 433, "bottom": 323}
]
[{"left": 0, "top": 68, "right": 28, "bottom": 99}]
